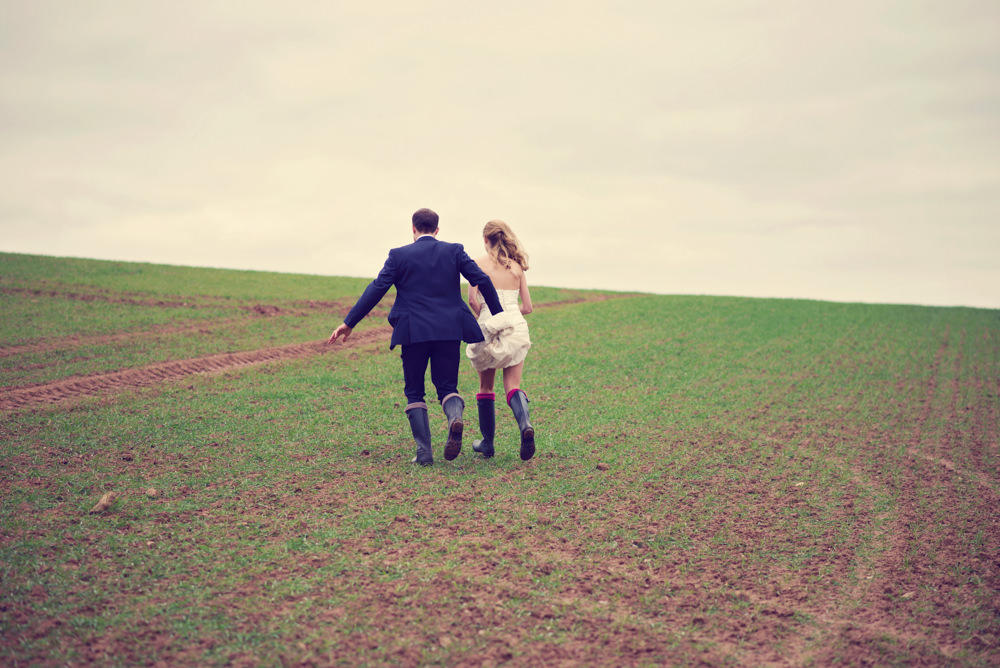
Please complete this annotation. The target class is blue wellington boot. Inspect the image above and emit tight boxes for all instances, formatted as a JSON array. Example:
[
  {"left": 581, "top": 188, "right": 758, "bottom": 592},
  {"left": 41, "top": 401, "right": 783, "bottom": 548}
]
[
  {"left": 406, "top": 405, "right": 433, "bottom": 466},
  {"left": 507, "top": 389, "right": 535, "bottom": 461},
  {"left": 472, "top": 392, "right": 495, "bottom": 458},
  {"left": 441, "top": 394, "right": 465, "bottom": 461}
]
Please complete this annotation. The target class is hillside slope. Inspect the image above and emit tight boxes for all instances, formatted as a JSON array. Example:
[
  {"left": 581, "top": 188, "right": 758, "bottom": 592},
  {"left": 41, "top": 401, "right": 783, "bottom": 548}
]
[{"left": 1, "top": 252, "right": 998, "bottom": 665}]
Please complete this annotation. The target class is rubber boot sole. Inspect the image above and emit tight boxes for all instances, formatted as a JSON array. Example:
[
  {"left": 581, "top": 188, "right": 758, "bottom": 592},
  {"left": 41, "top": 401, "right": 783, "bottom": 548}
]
[
  {"left": 520, "top": 426, "right": 535, "bottom": 461},
  {"left": 444, "top": 419, "right": 463, "bottom": 461}
]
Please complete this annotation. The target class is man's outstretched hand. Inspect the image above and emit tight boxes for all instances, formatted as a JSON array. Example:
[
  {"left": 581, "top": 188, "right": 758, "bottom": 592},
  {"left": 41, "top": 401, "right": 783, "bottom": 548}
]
[{"left": 328, "top": 323, "right": 352, "bottom": 344}]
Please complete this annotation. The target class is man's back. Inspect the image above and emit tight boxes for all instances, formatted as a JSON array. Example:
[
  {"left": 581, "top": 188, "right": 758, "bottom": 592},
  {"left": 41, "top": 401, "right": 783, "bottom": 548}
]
[
  {"left": 390, "top": 237, "right": 463, "bottom": 309},
  {"left": 386, "top": 236, "right": 485, "bottom": 348},
  {"left": 343, "top": 235, "right": 501, "bottom": 349}
]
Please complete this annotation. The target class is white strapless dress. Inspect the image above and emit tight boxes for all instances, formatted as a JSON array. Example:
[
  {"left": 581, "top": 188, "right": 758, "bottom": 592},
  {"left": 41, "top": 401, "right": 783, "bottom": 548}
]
[{"left": 465, "top": 289, "right": 531, "bottom": 372}]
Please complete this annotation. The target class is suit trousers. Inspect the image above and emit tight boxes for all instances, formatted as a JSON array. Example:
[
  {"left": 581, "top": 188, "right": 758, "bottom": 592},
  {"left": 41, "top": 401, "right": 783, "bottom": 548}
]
[{"left": 400, "top": 340, "right": 460, "bottom": 405}]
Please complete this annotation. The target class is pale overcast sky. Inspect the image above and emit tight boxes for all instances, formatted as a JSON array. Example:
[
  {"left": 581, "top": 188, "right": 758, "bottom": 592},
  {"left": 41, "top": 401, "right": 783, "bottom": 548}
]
[{"left": 1, "top": 1, "right": 998, "bottom": 308}]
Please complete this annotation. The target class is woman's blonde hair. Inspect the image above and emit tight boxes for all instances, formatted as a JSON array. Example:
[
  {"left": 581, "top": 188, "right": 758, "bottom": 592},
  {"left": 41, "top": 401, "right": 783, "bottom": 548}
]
[{"left": 483, "top": 220, "right": 529, "bottom": 271}]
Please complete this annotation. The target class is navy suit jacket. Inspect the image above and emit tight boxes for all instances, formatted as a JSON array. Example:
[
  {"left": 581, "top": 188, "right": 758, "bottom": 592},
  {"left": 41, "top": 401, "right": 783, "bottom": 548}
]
[{"left": 343, "top": 236, "right": 504, "bottom": 349}]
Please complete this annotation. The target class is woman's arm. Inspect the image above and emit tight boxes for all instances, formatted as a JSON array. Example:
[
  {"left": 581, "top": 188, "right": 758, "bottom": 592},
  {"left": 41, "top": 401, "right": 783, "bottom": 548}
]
[
  {"left": 518, "top": 271, "right": 533, "bottom": 315},
  {"left": 468, "top": 285, "right": 482, "bottom": 316},
  {"left": 458, "top": 251, "right": 503, "bottom": 315}
]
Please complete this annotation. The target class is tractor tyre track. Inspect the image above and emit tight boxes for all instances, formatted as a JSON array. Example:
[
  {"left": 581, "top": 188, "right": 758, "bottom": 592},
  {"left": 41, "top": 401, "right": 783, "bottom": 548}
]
[
  {"left": 0, "top": 327, "right": 391, "bottom": 412},
  {"left": 0, "top": 293, "right": 611, "bottom": 360},
  {"left": 0, "top": 293, "right": 633, "bottom": 412},
  {"left": 808, "top": 327, "right": 1000, "bottom": 664},
  {"left": 0, "top": 300, "right": 364, "bottom": 359}
]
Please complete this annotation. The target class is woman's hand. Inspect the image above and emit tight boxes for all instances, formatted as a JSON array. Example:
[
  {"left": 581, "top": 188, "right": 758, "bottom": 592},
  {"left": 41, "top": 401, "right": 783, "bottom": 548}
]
[{"left": 468, "top": 285, "right": 482, "bottom": 316}]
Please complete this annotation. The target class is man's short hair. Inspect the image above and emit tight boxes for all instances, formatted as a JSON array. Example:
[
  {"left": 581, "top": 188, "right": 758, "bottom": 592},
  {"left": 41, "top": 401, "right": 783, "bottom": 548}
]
[{"left": 412, "top": 208, "right": 439, "bottom": 233}]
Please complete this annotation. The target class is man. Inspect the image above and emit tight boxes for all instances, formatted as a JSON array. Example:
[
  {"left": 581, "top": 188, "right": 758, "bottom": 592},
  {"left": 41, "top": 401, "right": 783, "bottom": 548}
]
[{"left": 328, "top": 208, "right": 504, "bottom": 466}]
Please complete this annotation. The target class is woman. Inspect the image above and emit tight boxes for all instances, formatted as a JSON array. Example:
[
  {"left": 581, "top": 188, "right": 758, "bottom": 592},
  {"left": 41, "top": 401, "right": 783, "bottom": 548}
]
[{"left": 466, "top": 220, "right": 536, "bottom": 461}]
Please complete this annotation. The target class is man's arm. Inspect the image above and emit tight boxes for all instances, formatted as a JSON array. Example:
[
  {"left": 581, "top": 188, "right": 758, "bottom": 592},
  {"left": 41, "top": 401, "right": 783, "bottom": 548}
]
[
  {"left": 328, "top": 254, "right": 396, "bottom": 343},
  {"left": 457, "top": 248, "right": 503, "bottom": 315}
]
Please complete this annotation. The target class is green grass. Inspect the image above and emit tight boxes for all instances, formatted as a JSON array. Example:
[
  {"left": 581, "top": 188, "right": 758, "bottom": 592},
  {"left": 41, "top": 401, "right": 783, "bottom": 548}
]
[
  {"left": 1, "top": 252, "right": 998, "bottom": 665},
  {"left": 0, "top": 251, "right": 373, "bottom": 301}
]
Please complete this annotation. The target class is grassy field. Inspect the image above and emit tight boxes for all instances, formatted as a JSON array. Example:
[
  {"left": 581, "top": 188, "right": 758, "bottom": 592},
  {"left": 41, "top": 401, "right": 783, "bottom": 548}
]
[{"left": 1, "top": 251, "right": 998, "bottom": 665}]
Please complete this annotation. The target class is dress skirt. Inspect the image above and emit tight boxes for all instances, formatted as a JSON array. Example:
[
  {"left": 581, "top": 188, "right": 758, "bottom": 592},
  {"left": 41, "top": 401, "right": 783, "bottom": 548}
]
[{"left": 465, "top": 290, "right": 531, "bottom": 372}]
